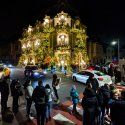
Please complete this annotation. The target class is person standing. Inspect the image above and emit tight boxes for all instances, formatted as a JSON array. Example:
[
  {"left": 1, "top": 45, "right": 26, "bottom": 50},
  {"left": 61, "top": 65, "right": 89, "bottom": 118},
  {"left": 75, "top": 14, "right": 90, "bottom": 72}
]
[
  {"left": 108, "top": 66, "right": 114, "bottom": 81},
  {"left": 10, "top": 79, "right": 23, "bottom": 113},
  {"left": 52, "top": 74, "right": 60, "bottom": 103},
  {"left": 81, "top": 83, "right": 98, "bottom": 125},
  {"left": 70, "top": 85, "right": 79, "bottom": 115},
  {"left": 32, "top": 80, "right": 46, "bottom": 125},
  {"left": 86, "top": 74, "right": 99, "bottom": 93},
  {"left": 114, "top": 67, "right": 121, "bottom": 85},
  {"left": 24, "top": 80, "right": 34, "bottom": 119},
  {"left": 45, "top": 84, "right": 54, "bottom": 123},
  {"left": 100, "top": 84, "right": 110, "bottom": 125},
  {"left": 64, "top": 65, "right": 67, "bottom": 75},
  {"left": 109, "top": 90, "right": 125, "bottom": 125},
  {"left": 0, "top": 77, "right": 9, "bottom": 112}
]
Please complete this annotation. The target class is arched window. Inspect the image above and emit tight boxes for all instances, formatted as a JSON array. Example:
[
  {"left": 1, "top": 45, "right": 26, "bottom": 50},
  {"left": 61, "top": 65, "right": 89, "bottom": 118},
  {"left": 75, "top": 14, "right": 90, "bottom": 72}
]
[{"left": 57, "top": 33, "right": 69, "bottom": 46}]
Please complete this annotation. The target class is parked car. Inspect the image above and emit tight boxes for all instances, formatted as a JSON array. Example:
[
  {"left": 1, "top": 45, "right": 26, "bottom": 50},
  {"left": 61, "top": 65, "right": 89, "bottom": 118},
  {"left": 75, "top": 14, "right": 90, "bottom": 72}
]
[
  {"left": 72, "top": 70, "right": 112, "bottom": 87},
  {"left": 24, "top": 65, "right": 47, "bottom": 78},
  {"left": 0, "top": 65, "right": 11, "bottom": 81}
]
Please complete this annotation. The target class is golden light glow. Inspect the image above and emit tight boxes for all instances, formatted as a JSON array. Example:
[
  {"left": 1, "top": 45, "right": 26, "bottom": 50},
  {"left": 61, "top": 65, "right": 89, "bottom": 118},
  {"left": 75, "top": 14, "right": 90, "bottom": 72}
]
[
  {"left": 31, "top": 59, "right": 35, "bottom": 64},
  {"left": 45, "top": 19, "right": 49, "bottom": 23},
  {"left": 61, "top": 15, "right": 64, "bottom": 19},
  {"left": 28, "top": 26, "right": 32, "bottom": 33},
  {"left": 35, "top": 40, "right": 40, "bottom": 46},
  {"left": 24, "top": 60, "right": 28, "bottom": 64},
  {"left": 27, "top": 42, "right": 31, "bottom": 48},
  {"left": 61, "top": 60, "right": 64, "bottom": 64},
  {"left": 22, "top": 44, "right": 26, "bottom": 49}
]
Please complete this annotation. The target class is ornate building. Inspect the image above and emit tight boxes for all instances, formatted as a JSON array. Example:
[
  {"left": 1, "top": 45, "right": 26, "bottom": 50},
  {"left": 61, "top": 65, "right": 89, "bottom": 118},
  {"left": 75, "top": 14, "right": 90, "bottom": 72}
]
[{"left": 19, "top": 11, "right": 88, "bottom": 69}]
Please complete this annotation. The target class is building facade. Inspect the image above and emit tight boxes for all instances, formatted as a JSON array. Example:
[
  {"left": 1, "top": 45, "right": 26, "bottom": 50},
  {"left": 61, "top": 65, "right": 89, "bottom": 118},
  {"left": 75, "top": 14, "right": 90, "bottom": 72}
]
[
  {"left": 87, "top": 42, "right": 106, "bottom": 65},
  {"left": 19, "top": 11, "right": 89, "bottom": 69}
]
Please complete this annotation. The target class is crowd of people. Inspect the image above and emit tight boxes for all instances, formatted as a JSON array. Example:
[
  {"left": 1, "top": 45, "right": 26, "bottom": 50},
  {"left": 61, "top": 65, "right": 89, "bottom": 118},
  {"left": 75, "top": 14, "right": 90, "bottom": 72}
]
[
  {"left": 0, "top": 74, "right": 60, "bottom": 125},
  {"left": 69, "top": 73, "right": 125, "bottom": 125},
  {"left": 0, "top": 66, "right": 125, "bottom": 125}
]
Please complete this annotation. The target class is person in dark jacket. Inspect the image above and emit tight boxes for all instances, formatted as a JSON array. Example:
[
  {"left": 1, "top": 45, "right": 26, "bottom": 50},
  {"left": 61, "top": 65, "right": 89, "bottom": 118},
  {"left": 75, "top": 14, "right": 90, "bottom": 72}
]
[
  {"left": 109, "top": 90, "right": 125, "bottom": 125},
  {"left": 86, "top": 74, "right": 99, "bottom": 93},
  {"left": 108, "top": 66, "right": 114, "bottom": 78},
  {"left": 70, "top": 85, "right": 79, "bottom": 115},
  {"left": 82, "top": 83, "right": 98, "bottom": 125},
  {"left": 114, "top": 67, "right": 121, "bottom": 84},
  {"left": 32, "top": 80, "right": 47, "bottom": 125},
  {"left": 52, "top": 74, "right": 59, "bottom": 103},
  {"left": 0, "top": 77, "right": 9, "bottom": 112},
  {"left": 100, "top": 84, "right": 110, "bottom": 124},
  {"left": 10, "top": 79, "right": 23, "bottom": 113}
]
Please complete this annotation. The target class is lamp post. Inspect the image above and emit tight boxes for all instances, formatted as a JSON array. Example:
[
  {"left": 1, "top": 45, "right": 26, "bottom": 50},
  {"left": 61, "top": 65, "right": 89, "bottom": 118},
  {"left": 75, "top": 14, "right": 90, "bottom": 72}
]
[{"left": 111, "top": 39, "right": 120, "bottom": 62}]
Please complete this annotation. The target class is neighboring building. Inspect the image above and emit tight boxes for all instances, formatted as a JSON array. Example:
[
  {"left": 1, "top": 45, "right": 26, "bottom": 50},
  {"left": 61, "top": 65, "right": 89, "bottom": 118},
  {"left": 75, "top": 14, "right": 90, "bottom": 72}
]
[
  {"left": 120, "top": 44, "right": 125, "bottom": 59},
  {"left": 105, "top": 45, "right": 115, "bottom": 63},
  {"left": 0, "top": 42, "right": 11, "bottom": 63},
  {"left": 10, "top": 41, "right": 21, "bottom": 64},
  {"left": 0, "top": 41, "right": 21, "bottom": 65},
  {"left": 87, "top": 42, "right": 106, "bottom": 65},
  {"left": 19, "top": 11, "right": 89, "bottom": 69}
]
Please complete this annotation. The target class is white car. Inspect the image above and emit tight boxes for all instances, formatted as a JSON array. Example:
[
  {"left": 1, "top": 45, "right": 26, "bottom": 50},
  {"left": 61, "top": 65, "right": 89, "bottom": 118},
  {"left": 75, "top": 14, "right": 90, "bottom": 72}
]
[{"left": 72, "top": 70, "right": 112, "bottom": 87}]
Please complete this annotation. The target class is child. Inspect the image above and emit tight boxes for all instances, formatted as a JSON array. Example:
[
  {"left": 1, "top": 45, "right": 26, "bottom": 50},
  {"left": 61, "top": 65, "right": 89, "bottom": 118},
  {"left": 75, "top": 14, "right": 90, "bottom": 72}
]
[
  {"left": 45, "top": 84, "right": 54, "bottom": 122},
  {"left": 70, "top": 85, "right": 79, "bottom": 115}
]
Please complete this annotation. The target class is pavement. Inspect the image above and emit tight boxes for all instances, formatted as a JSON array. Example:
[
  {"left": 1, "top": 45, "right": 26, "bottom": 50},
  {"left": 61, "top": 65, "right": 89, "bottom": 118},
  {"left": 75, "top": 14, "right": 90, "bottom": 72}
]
[{"left": 0, "top": 84, "right": 125, "bottom": 125}]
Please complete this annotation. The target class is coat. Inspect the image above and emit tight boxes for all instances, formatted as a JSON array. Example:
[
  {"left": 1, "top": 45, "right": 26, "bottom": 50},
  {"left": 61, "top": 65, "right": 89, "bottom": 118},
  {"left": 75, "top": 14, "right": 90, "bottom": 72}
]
[
  {"left": 70, "top": 89, "right": 79, "bottom": 104},
  {"left": 109, "top": 99, "right": 125, "bottom": 125},
  {"left": 82, "top": 96, "right": 98, "bottom": 125}
]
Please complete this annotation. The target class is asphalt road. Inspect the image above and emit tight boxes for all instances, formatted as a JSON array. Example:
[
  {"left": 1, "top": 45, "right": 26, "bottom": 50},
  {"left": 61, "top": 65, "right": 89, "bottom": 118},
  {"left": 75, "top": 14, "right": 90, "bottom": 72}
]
[{"left": 10, "top": 67, "right": 86, "bottom": 103}]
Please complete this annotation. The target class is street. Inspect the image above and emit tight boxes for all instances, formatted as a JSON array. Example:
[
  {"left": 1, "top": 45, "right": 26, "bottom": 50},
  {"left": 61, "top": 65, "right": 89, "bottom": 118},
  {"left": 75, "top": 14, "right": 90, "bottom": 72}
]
[{"left": 10, "top": 67, "right": 86, "bottom": 103}]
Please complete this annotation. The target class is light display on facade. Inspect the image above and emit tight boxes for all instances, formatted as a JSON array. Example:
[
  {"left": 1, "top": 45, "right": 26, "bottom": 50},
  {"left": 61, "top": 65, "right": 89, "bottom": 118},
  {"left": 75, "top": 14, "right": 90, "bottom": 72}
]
[{"left": 19, "top": 11, "right": 89, "bottom": 70}]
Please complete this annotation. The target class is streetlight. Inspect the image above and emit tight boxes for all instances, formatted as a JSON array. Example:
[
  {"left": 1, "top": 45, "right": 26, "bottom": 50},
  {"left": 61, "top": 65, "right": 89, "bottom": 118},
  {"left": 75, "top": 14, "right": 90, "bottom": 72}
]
[{"left": 111, "top": 39, "right": 120, "bottom": 62}]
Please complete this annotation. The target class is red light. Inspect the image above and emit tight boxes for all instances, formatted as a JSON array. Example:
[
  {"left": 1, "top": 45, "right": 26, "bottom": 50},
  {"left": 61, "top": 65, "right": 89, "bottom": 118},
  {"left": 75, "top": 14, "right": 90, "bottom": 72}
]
[
  {"left": 88, "top": 67, "right": 94, "bottom": 70},
  {"left": 98, "top": 78, "right": 103, "bottom": 81}
]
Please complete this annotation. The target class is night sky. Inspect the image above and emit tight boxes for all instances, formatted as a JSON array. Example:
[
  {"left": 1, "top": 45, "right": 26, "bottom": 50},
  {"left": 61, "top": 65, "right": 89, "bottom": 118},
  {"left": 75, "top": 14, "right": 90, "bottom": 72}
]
[{"left": 0, "top": 0, "right": 125, "bottom": 46}]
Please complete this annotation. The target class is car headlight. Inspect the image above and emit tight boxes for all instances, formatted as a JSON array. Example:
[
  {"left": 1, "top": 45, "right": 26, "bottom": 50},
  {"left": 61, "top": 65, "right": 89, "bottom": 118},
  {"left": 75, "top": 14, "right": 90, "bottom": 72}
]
[
  {"left": 43, "top": 71, "right": 47, "bottom": 74},
  {"left": 33, "top": 72, "right": 39, "bottom": 76}
]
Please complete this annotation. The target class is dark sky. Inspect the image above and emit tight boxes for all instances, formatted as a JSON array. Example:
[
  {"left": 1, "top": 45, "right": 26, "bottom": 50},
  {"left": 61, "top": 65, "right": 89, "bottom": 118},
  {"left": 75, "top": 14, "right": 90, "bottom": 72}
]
[{"left": 0, "top": 0, "right": 125, "bottom": 46}]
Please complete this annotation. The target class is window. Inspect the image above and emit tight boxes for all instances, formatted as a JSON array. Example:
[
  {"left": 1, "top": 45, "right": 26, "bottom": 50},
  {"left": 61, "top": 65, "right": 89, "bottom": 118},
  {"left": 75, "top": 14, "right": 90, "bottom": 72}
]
[
  {"left": 57, "top": 33, "right": 69, "bottom": 46},
  {"left": 95, "top": 71, "right": 106, "bottom": 76},
  {"left": 84, "top": 71, "right": 93, "bottom": 77},
  {"left": 77, "top": 71, "right": 85, "bottom": 75}
]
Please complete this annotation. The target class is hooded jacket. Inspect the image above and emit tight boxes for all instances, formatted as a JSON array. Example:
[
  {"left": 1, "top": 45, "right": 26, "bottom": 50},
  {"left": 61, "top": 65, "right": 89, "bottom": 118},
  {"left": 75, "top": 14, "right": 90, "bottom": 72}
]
[{"left": 110, "top": 99, "right": 125, "bottom": 125}]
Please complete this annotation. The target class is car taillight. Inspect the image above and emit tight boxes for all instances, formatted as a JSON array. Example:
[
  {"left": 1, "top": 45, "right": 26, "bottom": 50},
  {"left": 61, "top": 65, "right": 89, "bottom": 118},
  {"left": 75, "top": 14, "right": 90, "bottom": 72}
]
[{"left": 98, "top": 78, "right": 103, "bottom": 81}]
